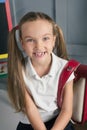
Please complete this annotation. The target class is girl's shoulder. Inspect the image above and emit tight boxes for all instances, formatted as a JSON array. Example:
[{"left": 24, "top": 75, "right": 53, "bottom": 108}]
[{"left": 52, "top": 53, "right": 68, "bottom": 67}]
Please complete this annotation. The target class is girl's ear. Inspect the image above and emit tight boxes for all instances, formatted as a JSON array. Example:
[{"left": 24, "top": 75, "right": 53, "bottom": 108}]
[
  {"left": 20, "top": 39, "right": 24, "bottom": 49},
  {"left": 53, "top": 35, "right": 56, "bottom": 47},
  {"left": 54, "top": 35, "right": 56, "bottom": 42}
]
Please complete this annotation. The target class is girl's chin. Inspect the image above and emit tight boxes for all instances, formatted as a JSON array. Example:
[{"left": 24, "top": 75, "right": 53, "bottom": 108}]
[{"left": 32, "top": 57, "right": 48, "bottom": 66}]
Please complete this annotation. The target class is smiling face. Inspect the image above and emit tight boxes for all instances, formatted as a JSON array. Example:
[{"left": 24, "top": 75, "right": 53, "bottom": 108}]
[{"left": 21, "top": 19, "right": 56, "bottom": 67}]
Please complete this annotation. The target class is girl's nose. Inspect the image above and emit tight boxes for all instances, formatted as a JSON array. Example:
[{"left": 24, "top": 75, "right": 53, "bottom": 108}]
[{"left": 35, "top": 40, "right": 42, "bottom": 49}]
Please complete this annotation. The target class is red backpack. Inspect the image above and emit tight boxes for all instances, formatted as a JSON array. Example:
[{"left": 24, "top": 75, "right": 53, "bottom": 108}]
[{"left": 57, "top": 59, "right": 87, "bottom": 124}]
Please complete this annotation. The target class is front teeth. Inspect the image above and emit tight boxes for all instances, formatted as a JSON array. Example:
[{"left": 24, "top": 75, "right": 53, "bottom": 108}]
[{"left": 35, "top": 52, "right": 45, "bottom": 57}]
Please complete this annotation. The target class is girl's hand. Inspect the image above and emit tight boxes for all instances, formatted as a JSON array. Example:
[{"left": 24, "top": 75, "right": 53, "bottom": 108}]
[
  {"left": 51, "top": 80, "right": 73, "bottom": 130},
  {"left": 24, "top": 89, "right": 47, "bottom": 130}
]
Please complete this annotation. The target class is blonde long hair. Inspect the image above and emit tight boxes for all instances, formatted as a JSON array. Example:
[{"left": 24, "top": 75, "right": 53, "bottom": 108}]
[{"left": 8, "top": 12, "right": 68, "bottom": 112}]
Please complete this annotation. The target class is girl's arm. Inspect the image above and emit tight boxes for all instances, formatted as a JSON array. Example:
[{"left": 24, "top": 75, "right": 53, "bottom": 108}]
[
  {"left": 24, "top": 89, "right": 46, "bottom": 130},
  {"left": 51, "top": 80, "right": 74, "bottom": 130}
]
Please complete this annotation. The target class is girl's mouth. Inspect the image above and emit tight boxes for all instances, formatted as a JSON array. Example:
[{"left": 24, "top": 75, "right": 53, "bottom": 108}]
[{"left": 33, "top": 52, "right": 46, "bottom": 57}]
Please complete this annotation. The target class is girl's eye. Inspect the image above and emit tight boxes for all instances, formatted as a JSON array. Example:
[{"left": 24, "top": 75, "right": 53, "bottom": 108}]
[
  {"left": 25, "top": 38, "right": 34, "bottom": 43},
  {"left": 43, "top": 37, "right": 50, "bottom": 41}
]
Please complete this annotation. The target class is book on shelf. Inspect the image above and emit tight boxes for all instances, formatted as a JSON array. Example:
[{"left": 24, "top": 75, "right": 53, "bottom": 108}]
[{"left": 0, "top": 53, "right": 8, "bottom": 78}]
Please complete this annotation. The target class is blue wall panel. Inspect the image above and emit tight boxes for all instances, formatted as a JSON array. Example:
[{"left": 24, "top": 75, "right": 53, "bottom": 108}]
[{"left": 0, "top": 0, "right": 5, "bottom": 3}]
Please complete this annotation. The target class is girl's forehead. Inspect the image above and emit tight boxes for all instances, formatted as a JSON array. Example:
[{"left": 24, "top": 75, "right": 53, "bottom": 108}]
[
  {"left": 21, "top": 20, "right": 53, "bottom": 37},
  {"left": 22, "top": 19, "right": 52, "bottom": 30}
]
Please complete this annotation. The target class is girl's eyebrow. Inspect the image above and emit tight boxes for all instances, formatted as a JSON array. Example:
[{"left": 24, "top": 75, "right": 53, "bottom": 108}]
[
  {"left": 23, "top": 33, "right": 52, "bottom": 39},
  {"left": 23, "top": 36, "right": 33, "bottom": 39},
  {"left": 43, "top": 33, "right": 52, "bottom": 36}
]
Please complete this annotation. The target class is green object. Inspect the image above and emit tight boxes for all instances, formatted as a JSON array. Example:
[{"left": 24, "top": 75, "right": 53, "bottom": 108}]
[{"left": 0, "top": 73, "right": 8, "bottom": 78}]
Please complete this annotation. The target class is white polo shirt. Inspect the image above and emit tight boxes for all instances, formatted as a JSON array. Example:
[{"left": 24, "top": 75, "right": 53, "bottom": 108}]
[{"left": 22, "top": 53, "right": 74, "bottom": 123}]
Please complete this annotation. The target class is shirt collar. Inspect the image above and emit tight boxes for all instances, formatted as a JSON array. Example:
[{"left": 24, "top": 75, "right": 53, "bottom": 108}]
[
  {"left": 26, "top": 57, "right": 37, "bottom": 77},
  {"left": 26, "top": 53, "right": 61, "bottom": 78},
  {"left": 48, "top": 53, "right": 61, "bottom": 76}
]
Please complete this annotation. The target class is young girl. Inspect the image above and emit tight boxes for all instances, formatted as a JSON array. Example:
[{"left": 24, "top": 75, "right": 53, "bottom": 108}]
[{"left": 7, "top": 12, "right": 75, "bottom": 130}]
